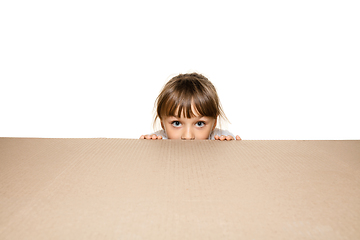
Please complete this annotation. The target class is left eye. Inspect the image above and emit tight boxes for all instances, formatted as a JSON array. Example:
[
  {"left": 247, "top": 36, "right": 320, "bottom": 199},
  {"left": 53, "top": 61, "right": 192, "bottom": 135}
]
[{"left": 196, "top": 122, "right": 205, "bottom": 127}]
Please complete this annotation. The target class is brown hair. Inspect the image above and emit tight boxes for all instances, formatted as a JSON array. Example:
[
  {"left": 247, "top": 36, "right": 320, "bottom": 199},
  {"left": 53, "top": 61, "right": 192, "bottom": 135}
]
[{"left": 153, "top": 73, "right": 229, "bottom": 130}]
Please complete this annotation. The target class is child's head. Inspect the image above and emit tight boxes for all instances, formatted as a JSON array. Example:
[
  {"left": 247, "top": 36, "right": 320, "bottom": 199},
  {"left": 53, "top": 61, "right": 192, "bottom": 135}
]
[{"left": 153, "top": 73, "right": 228, "bottom": 140}]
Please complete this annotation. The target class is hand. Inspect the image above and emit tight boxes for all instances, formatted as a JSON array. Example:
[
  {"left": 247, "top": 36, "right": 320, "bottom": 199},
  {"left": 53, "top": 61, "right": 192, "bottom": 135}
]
[
  {"left": 140, "top": 134, "right": 163, "bottom": 140},
  {"left": 214, "top": 135, "right": 242, "bottom": 141}
]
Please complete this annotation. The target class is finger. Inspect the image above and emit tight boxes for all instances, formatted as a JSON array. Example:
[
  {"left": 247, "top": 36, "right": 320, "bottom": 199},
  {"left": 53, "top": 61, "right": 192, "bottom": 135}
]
[
  {"left": 236, "top": 135, "right": 242, "bottom": 140},
  {"left": 157, "top": 135, "right": 163, "bottom": 140},
  {"left": 145, "top": 135, "right": 152, "bottom": 140},
  {"left": 214, "top": 135, "right": 219, "bottom": 140},
  {"left": 140, "top": 135, "right": 145, "bottom": 139},
  {"left": 226, "top": 135, "right": 234, "bottom": 141},
  {"left": 220, "top": 135, "right": 226, "bottom": 141},
  {"left": 151, "top": 134, "right": 158, "bottom": 140}
]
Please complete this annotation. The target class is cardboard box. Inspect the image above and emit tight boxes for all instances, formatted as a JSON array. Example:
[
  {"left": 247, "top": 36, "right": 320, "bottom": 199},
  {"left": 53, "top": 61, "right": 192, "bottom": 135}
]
[{"left": 0, "top": 138, "right": 359, "bottom": 239}]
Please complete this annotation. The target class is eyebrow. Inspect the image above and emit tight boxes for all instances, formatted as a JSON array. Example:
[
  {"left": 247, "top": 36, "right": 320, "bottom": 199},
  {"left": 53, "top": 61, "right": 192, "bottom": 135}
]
[{"left": 168, "top": 115, "right": 208, "bottom": 120}]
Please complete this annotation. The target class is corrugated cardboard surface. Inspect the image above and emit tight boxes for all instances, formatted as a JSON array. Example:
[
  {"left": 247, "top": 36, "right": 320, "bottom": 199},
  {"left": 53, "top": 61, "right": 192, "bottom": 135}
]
[{"left": 0, "top": 138, "right": 359, "bottom": 239}]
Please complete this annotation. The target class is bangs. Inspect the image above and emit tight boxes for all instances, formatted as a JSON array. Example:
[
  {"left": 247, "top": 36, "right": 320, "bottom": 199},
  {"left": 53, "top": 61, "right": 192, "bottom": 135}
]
[{"left": 158, "top": 88, "right": 219, "bottom": 119}]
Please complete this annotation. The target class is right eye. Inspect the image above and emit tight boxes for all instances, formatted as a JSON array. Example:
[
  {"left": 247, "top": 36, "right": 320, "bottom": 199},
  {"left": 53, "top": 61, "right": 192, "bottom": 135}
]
[{"left": 171, "top": 121, "right": 181, "bottom": 127}]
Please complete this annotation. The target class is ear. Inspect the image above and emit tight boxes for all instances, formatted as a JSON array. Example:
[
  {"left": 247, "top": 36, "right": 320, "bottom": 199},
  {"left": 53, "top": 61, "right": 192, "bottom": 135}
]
[{"left": 212, "top": 118, "right": 217, "bottom": 131}]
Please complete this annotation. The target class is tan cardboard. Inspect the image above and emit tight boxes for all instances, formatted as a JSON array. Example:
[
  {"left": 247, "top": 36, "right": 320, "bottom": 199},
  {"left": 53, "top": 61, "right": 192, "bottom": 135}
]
[{"left": 0, "top": 138, "right": 359, "bottom": 239}]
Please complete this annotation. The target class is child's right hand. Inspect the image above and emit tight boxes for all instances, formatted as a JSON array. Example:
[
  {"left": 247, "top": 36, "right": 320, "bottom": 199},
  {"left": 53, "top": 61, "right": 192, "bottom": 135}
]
[{"left": 140, "top": 134, "right": 163, "bottom": 140}]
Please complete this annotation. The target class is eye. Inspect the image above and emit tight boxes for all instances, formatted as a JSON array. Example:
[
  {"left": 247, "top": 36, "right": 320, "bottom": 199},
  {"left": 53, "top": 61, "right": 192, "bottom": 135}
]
[
  {"left": 196, "top": 121, "right": 205, "bottom": 127},
  {"left": 171, "top": 121, "right": 181, "bottom": 127}
]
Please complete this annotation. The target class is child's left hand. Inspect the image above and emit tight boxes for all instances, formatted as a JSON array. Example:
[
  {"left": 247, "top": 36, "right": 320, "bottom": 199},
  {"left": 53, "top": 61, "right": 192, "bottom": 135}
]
[{"left": 214, "top": 135, "right": 242, "bottom": 141}]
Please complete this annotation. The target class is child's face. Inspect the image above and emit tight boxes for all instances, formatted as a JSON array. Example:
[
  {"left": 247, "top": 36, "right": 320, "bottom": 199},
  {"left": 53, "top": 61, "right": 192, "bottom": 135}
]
[{"left": 161, "top": 113, "right": 217, "bottom": 140}]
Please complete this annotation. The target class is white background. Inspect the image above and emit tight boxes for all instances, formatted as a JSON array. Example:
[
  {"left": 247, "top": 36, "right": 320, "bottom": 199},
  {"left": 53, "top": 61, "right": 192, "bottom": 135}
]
[{"left": 1, "top": 0, "right": 359, "bottom": 140}]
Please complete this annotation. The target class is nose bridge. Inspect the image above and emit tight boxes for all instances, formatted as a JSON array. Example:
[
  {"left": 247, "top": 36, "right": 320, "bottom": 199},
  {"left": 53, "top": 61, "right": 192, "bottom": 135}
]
[{"left": 181, "top": 125, "right": 194, "bottom": 140}]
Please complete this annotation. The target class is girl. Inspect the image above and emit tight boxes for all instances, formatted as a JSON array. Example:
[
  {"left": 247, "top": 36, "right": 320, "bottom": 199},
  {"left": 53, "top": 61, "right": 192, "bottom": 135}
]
[{"left": 140, "top": 73, "right": 241, "bottom": 141}]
